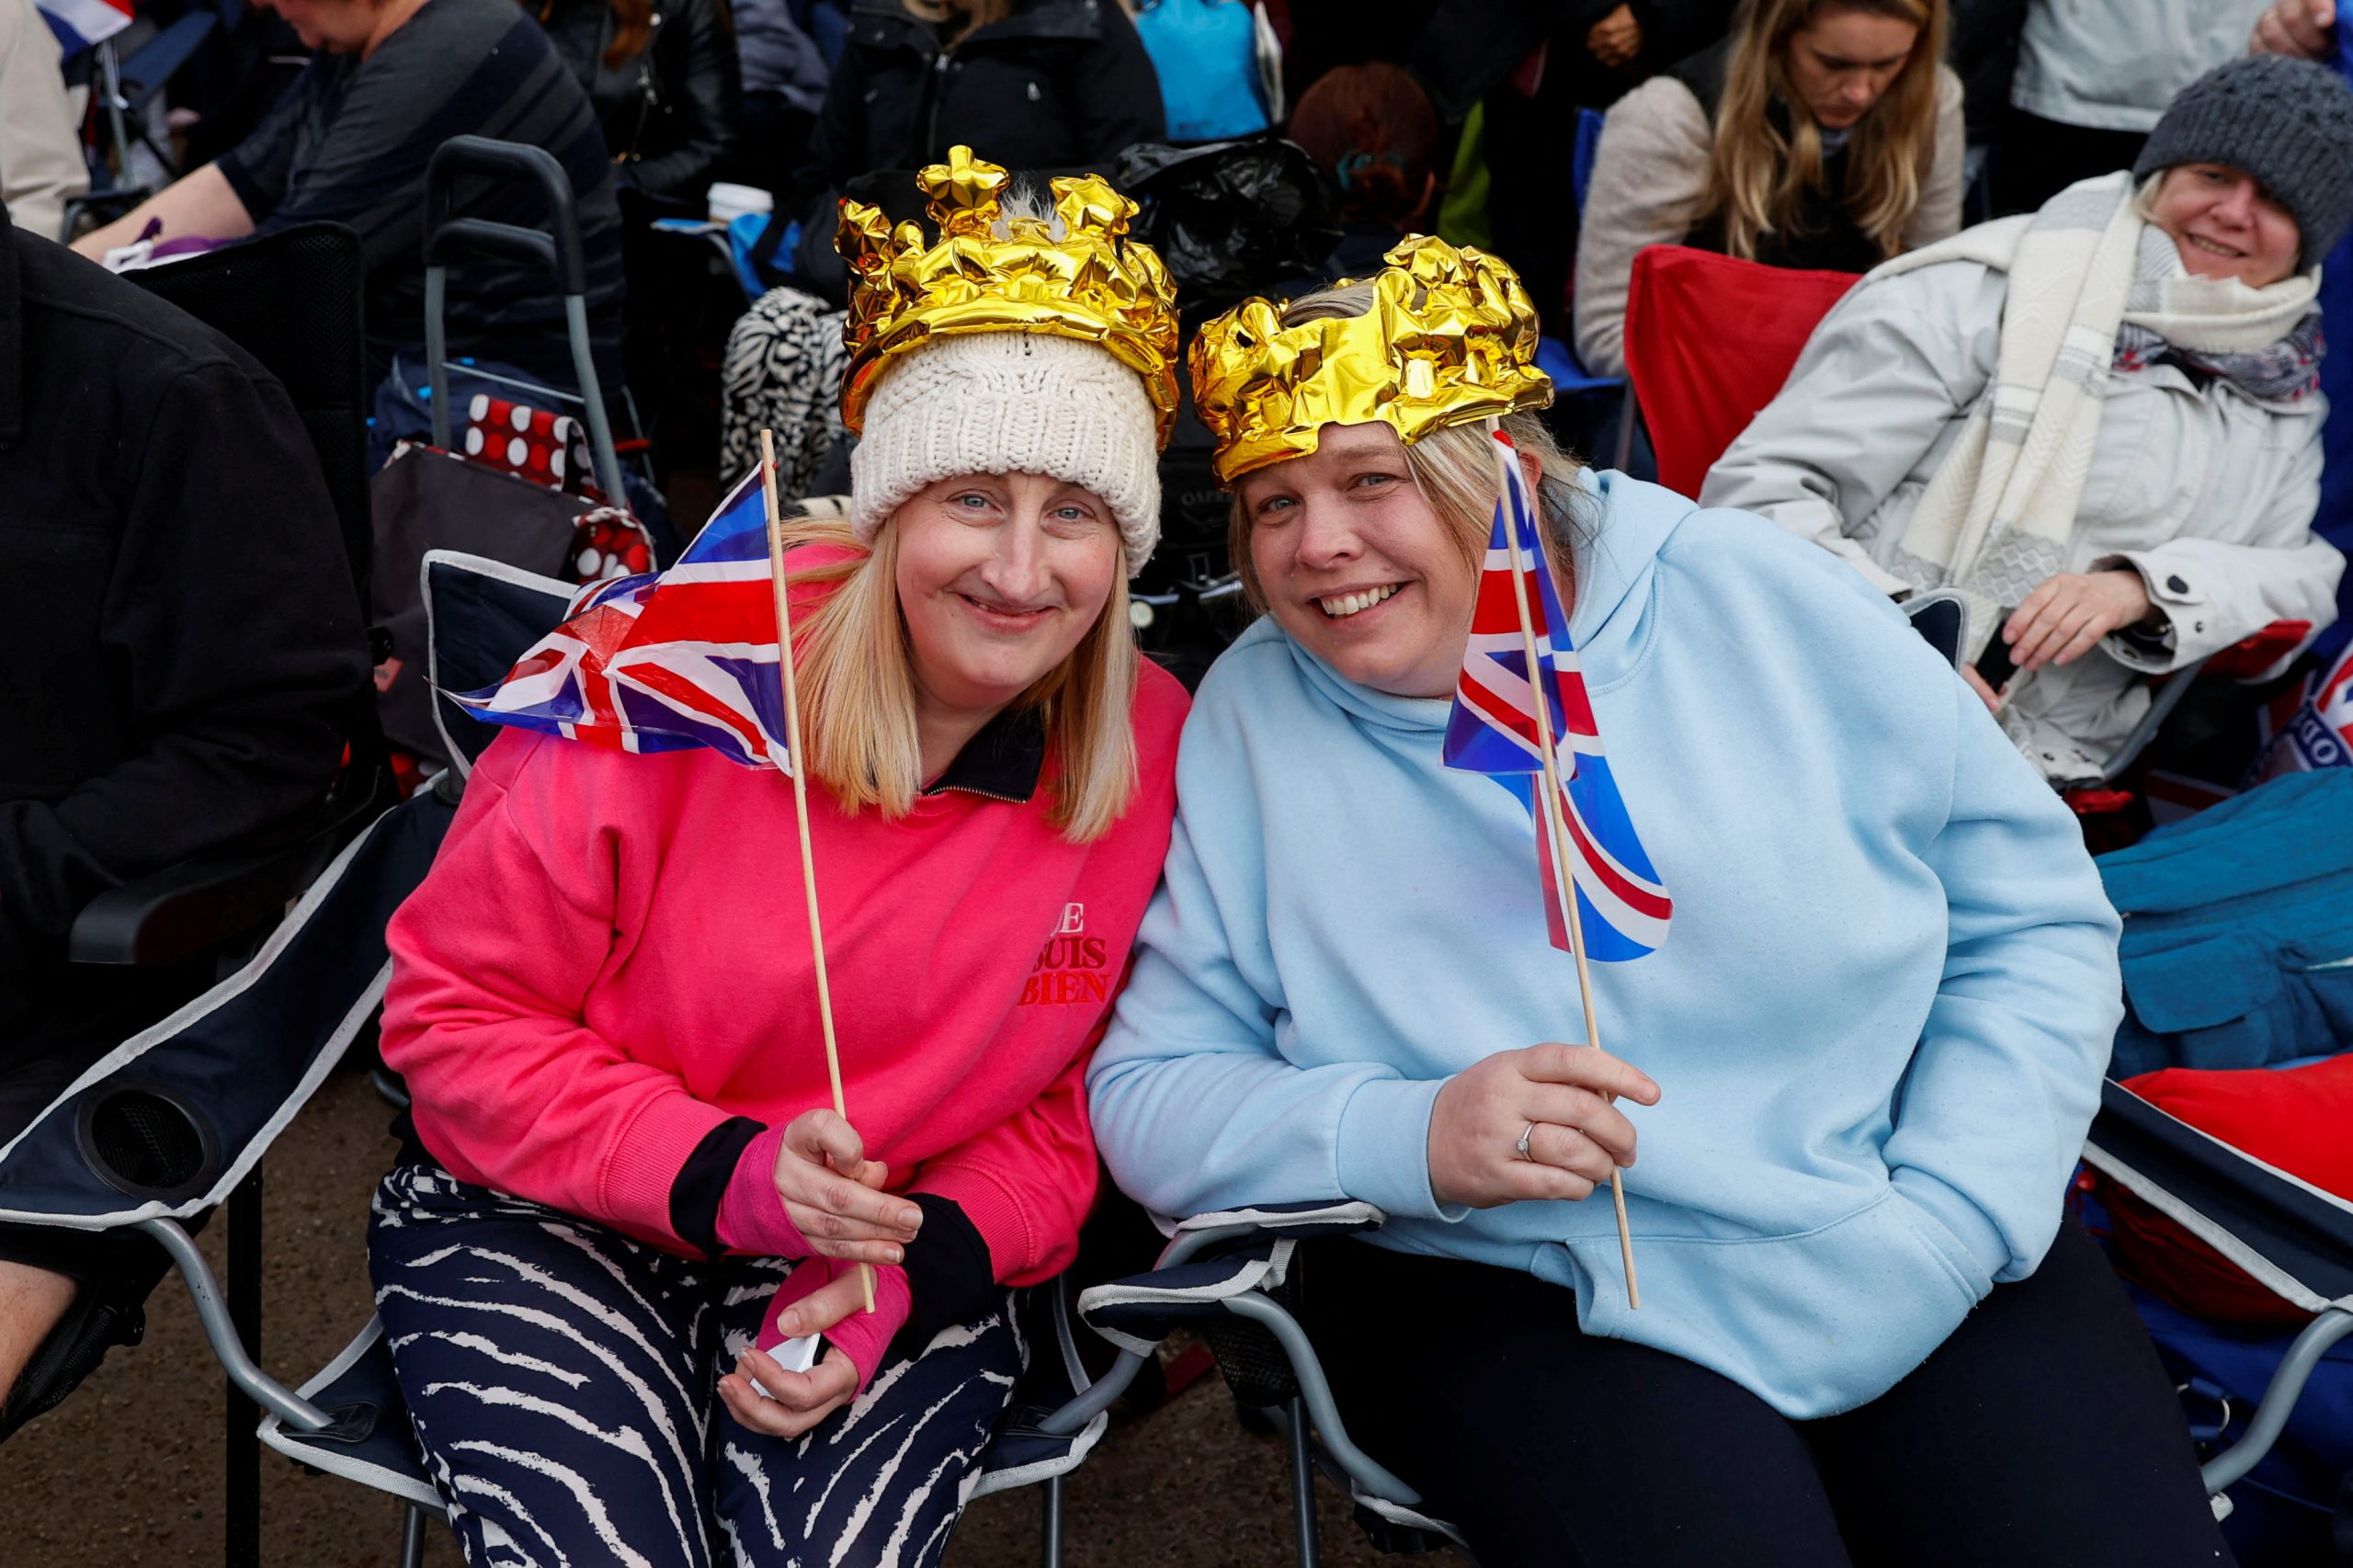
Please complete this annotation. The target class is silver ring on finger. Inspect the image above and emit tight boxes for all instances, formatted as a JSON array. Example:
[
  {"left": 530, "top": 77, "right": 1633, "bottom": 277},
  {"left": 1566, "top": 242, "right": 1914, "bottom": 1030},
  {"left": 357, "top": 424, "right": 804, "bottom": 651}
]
[{"left": 1515, "top": 1121, "right": 1536, "bottom": 1160}]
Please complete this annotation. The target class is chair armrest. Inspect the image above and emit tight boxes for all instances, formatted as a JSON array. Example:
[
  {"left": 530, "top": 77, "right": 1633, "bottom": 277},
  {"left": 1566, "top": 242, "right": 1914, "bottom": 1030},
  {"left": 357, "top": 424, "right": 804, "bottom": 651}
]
[
  {"left": 1172, "top": 1199, "right": 1386, "bottom": 1239},
  {"left": 2, "top": 789, "right": 446, "bottom": 1241},
  {"left": 1069, "top": 1205, "right": 1431, "bottom": 1512},
  {"left": 2082, "top": 1078, "right": 2353, "bottom": 1312},
  {"left": 67, "top": 770, "right": 395, "bottom": 966},
  {"left": 1076, "top": 1202, "right": 1387, "bottom": 1356},
  {"left": 1902, "top": 589, "right": 1967, "bottom": 670}
]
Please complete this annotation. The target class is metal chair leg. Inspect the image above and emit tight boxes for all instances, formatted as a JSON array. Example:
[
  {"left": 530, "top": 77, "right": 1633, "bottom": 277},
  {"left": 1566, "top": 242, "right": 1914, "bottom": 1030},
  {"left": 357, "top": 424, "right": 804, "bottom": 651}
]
[
  {"left": 225, "top": 1165, "right": 264, "bottom": 1568},
  {"left": 1285, "top": 1396, "right": 1320, "bottom": 1568},
  {"left": 402, "top": 1503, "right": 432, "bottom": 1568},
  {"left": 2201, "top": 1306, "right": 2353, "bottom": 1495},
  {"left": 1038, "top": 1473, "right": 1065, "bottom": 1568}
]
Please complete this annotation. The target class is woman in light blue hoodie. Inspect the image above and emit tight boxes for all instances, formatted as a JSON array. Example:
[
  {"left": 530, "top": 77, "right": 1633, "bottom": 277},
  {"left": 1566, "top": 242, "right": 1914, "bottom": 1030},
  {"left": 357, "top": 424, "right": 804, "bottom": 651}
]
[{"left": 1087, "top": 243, "right": 2232, "bottom": 1568}]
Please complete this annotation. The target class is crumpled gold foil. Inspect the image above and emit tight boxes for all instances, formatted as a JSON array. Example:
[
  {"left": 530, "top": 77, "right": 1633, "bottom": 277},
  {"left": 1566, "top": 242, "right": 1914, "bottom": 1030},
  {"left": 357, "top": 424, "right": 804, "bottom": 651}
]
[
  {"left": 1189, "top": 234, "right": 1554, "bottom": 483},
  {"left": 835, "top": 146, "right": 1181, "bottom": 445}
]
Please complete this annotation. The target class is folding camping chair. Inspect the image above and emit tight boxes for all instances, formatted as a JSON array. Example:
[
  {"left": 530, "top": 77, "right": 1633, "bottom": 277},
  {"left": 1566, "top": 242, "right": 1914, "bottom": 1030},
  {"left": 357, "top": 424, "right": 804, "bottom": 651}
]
[
  {"left": 2083, "top": 1079, "right": 2353, "bottom": 1524},
  {"left": 1065, "top": 1202, "right": 1470, "bottom": 1566},
  {"left": 0, "top": 221, "right": 395, "bottom": 1565},
  {"left": 1074, "top": 1173, "right": 2351, "bottom": 1564},
  {"left": 233, "top": 550, "right": 1114, "bottom": 1565}
]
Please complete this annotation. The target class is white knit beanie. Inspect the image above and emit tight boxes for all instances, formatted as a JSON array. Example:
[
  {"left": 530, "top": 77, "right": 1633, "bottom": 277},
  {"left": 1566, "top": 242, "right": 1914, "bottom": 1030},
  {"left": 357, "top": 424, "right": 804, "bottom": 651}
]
[{"left": 849, "top": 331, "right": 1162, "bottom": 576}]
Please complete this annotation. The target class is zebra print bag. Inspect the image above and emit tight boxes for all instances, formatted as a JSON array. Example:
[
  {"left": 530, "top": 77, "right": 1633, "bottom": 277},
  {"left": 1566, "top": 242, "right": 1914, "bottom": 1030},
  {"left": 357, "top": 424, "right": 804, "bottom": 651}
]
[{"left": 721, "top": 286, "right": 851, "bottom": 498}]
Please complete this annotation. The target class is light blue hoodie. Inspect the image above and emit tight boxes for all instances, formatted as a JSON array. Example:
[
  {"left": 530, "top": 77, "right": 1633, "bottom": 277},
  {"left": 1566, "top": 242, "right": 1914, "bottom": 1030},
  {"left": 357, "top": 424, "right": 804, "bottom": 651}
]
[{"left": 1088, "top": 469, "right": 2124, "bottom": 1419}]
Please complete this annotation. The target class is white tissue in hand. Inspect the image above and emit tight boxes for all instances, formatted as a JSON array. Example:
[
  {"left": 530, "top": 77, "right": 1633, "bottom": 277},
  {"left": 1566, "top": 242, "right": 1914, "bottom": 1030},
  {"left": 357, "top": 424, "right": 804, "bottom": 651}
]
[{"left": 747, "top": 1332, "right": 823, "bottom": 1400}]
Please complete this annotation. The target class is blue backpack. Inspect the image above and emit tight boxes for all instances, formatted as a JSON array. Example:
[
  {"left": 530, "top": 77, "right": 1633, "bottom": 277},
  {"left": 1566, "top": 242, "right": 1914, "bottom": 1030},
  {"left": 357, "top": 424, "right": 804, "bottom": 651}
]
[{"left": 1132, "top": 0, "right": 1270, "bottom": 142}]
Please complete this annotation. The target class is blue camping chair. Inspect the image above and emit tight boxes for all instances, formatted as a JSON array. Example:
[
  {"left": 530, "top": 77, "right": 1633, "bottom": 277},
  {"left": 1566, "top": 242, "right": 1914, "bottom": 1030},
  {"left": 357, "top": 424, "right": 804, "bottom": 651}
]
[
  {"left": 1533, "top": 108, "right": 1622, "bottom": 404},
  {"left": 0, "top": 783, "right": 430, "bottom": 1565},
  {"left": 1571, "top": 106, "right": 1606, "bottom": 214}
]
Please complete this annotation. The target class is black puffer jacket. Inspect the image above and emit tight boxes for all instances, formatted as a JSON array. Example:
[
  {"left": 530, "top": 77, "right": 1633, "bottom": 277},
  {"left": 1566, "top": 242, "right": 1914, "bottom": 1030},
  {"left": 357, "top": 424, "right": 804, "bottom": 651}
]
[
  {"left": 792, "top": 0, "right": 1164, "bottom": 211},
  {"left": 540, "top": 0, "right": 742, "bottom": 204}
]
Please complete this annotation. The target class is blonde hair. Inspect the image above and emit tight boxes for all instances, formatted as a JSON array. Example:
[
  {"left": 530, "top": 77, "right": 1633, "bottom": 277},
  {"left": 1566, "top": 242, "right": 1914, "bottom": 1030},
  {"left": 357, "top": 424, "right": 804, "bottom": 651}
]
[
  {"left": 1226, "top": 283, "right": 1589, "bottom": 616},
  {"left": 778, "top": 511, "right": 1141, "bottom": 843},
  {"left": 1697, "top": 0, "right": 1946, "bottom": 265}
]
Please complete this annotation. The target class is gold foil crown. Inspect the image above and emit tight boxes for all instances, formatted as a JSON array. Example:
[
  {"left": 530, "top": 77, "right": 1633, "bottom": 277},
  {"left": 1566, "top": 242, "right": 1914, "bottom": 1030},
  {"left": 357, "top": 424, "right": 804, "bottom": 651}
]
[
  {"left": 1189, "top": 234, "right": 1553, "bottom": 483},
  {"left": 836, "top": 147, "right": 1181, "bottom": 444}
]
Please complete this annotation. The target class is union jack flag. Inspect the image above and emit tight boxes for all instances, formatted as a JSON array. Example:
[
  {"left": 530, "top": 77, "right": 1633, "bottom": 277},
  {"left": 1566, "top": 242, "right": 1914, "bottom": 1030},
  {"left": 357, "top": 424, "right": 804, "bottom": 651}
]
[
  {"left": 37, "top": 0, "right": 131, "bottom": 58},
  {"left": 1441, "top": 431, "right": 1672, "bottom": 961},
  {"left": 451, "top": 471, "right": 797, "bottom": 770}
]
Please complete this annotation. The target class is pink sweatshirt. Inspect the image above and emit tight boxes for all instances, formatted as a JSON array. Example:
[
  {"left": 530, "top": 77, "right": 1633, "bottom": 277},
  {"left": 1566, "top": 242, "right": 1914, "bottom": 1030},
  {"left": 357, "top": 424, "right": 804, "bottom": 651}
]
[{"left": 380, "top": 655, "right": 1188, "bottom": 1286}]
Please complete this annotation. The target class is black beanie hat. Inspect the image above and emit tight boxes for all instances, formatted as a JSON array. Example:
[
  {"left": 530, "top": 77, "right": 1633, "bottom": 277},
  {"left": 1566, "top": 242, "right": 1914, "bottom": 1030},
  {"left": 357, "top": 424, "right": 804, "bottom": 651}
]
[{"left": 2134, "top": 54, "right": 2353, "bottom": 271}]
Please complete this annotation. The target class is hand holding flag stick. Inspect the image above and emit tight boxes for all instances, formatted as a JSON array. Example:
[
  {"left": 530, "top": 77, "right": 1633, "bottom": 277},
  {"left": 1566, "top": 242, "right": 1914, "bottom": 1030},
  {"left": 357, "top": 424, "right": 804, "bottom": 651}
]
[
  {"left": 759, "top": 428, "right": 874, "bottom": 1316},
  {"left": 1488, "top": 432, "right": 1641, "bottom": 1312},
  {"left": 1443, "top": 420, "right": 1673, "bottom": 1311}
]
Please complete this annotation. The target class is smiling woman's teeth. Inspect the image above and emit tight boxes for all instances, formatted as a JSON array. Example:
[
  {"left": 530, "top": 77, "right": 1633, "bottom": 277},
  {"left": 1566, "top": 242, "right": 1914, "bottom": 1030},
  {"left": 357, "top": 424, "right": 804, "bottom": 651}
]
[{"left": 1319, "top": 585, "right": 1401, "bottom": 619}]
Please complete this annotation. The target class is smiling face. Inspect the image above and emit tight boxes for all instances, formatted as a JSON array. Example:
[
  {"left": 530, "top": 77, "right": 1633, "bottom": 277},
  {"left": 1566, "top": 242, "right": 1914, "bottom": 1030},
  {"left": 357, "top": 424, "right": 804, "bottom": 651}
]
[
  {"left": 892, "top": 472, "right": 1124, "bottom": 728},
  {"left": 2147, "top": 164, "right": 2303, "bottom": 288},
  {"left": 1783, "top": 6, "right": 1921, "bottom": 131},
  {"left": 1237, "top": 423, "right": 1483, "bottom": 699}
]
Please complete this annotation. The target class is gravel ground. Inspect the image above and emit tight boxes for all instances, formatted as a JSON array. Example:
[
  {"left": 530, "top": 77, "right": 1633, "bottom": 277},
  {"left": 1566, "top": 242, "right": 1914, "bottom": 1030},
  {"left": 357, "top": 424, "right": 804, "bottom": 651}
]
[{"left": 1, "top": 1065, "right": 1460, "bottom": 1568}]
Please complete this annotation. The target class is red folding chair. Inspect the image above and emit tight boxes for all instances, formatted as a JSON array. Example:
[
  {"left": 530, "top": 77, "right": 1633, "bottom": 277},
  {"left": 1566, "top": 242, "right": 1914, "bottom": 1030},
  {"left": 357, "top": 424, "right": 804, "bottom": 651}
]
[
  {"left": 1616, "top": 244, "right": 2310, "bottom": 844},
  {"left": 1617, "top": 244, "right": 1862, "bottom": 498}
]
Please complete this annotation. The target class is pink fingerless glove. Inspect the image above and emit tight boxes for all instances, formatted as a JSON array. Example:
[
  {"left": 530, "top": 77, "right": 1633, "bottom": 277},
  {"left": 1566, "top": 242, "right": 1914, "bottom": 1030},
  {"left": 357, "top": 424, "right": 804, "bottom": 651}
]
[
  {"left": 758, "top": 1256, "right": 913, "bottom": 1395},
  {"left": 716, "top": 1123, "right": 811, "bottom": 1258}
]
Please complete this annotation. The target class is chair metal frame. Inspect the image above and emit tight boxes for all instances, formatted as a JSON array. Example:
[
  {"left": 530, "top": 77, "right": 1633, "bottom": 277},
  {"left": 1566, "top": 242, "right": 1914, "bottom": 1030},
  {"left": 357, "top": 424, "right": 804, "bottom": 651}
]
[{"left": 1070, "top": 1161, "right": 2353, "bottom": 1559}]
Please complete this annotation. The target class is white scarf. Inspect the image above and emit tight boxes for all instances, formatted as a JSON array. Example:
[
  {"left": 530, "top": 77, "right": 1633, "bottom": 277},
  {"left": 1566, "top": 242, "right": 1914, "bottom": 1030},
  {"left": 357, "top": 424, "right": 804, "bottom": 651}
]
[{"left": 1863, "top": 170, "right": 2319, "bottom": 657}]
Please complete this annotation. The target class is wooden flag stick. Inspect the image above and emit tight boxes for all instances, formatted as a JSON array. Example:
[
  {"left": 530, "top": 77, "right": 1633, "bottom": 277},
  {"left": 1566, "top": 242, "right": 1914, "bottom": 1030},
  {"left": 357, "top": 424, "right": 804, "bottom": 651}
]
[
  {"left": 759, "top": 428, "right": 874, "bottom": 1315},
  {"left": 1490, "top": 428, "right": 1641, "bottom": 1311}
]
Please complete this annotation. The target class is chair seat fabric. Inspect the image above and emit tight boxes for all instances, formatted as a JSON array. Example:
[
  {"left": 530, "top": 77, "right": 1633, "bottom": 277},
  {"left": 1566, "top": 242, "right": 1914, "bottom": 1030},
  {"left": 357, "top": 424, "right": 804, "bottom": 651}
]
[
  {"left": 1622, "top": 244, "right": 1860, "bottom": 498},
  {"left": 256, "top": 1317, "right": 444, "bottom": 1515},
  {"left": 2084, "top": 1076, "right": 2353, "bottom": 1315},
  {"left": 0, "top": 790, "right": 452, "bottom": 1230}
]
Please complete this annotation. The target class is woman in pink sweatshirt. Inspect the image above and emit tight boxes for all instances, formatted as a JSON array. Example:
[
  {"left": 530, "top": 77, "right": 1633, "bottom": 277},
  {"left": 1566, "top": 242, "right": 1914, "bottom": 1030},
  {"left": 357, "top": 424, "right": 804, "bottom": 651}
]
[{"left": 368, "top": 160, "right": 1188, "bottom": 1567}]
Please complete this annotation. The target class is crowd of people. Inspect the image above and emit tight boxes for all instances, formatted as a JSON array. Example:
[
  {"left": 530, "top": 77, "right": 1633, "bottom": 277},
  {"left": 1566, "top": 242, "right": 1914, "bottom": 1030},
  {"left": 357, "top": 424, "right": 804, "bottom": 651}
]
[{"left": 6, "top": 0, "right": 2353, "bottom": 1563}]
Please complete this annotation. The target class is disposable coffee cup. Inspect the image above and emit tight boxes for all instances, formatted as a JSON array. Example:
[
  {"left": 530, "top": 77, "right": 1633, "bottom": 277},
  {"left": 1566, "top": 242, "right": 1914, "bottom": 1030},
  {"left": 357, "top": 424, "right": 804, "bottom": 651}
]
[{"left": 709, "top": 182, "right": 776, "bottom": 225}]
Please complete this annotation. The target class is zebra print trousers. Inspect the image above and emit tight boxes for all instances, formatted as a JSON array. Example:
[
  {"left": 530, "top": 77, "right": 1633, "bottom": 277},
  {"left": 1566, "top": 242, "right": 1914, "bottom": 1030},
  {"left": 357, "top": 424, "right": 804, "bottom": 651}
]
[{"left": 369, "top": 1164, "right": 1025, "bottom": 1568}]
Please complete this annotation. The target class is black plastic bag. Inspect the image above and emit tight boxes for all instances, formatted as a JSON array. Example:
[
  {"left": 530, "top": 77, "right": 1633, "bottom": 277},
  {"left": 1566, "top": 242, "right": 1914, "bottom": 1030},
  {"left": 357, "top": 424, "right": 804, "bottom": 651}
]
[{"left": 1112, "top": 137, "right": 1344, "bottom": 318}]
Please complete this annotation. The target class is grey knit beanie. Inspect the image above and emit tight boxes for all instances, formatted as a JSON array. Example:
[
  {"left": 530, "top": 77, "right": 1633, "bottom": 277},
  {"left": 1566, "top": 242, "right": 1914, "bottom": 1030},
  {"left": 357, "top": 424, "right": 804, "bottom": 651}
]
[{"left": 2134, "top": 53, "right": 2353, "bottom": 270}]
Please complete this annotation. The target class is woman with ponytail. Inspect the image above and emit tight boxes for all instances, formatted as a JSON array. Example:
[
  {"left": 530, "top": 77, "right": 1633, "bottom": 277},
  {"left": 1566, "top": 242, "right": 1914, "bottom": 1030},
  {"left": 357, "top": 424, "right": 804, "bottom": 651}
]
[{"left": 1287, "top": 62, "right": 1444, "bottom": 276}]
